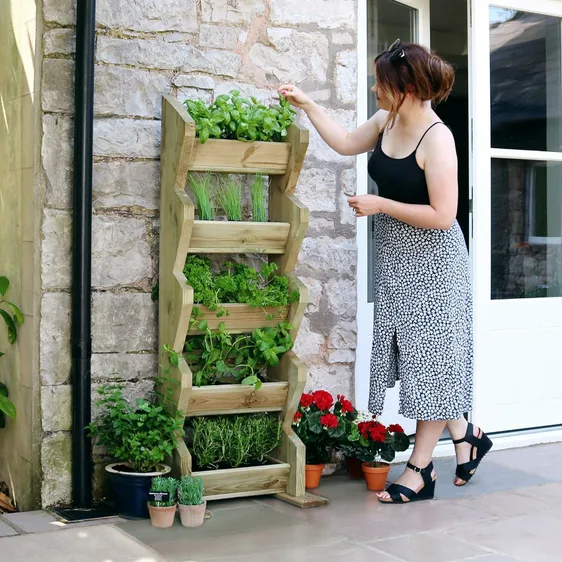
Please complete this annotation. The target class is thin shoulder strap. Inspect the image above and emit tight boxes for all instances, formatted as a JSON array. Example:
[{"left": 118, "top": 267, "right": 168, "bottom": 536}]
[
  {"left": 376, "top": 127, "right": 386, "bottom": 147},
  {"left": 415, "top": 122, "right": 445, "bottom": 151}
]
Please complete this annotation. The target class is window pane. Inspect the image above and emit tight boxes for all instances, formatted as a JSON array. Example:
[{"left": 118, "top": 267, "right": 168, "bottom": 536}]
[
  {"left": 367, "top": 0, "right": 417, "bottom": 302},
  {"left": 491, "top": 159, "right": 562, "bottom": 299},
  {"left": 490, "top": 8, "right": 562, "bottom": 152}
]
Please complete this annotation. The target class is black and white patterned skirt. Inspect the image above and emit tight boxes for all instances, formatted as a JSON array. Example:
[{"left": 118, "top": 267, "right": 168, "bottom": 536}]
[{"left": 368, "top": 214, "right": 473, "bottom": 421}]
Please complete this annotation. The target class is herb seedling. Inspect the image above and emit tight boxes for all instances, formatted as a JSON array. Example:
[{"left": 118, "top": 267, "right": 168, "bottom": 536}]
[
  {"left": 251, "top": 175, "right": 267, "bottom": 222},
  {"left": 189, "top": 173, "right": 214, "bottom": 221}
]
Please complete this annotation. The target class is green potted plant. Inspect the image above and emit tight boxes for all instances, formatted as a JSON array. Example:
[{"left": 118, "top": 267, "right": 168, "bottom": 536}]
[
  {"left": 347, "top": 420, "right": 410, "bottom": 492},
  {"left": 148, "top": 476, "right": 178, "bottom": 528},
  {"left": 178, "top": 475, "right": 206, "bottom": 528},
  {"left": 0, "top": 276, "right": 23, "bottom": 428},
  {"left": 88, "top": 379, "right": 184, "bottom": 519}
]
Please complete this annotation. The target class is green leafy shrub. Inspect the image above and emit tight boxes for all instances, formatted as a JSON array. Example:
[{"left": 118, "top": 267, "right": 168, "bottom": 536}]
[
  {"left": 149, "top": 476, "right": 178, "bottom": 507},
  {"left": 189, "top": 173, "right": 214, "bottom": 220},
  {"left": 0, "top": 276, "right": 23, "bottom": 426},
  {"left": 251, "top": 175, "right": 267, "bottom": 222},
  {"left": 184, "top": 90, "right": 296, "bottom": 144},
  {"left": 88, "top": 380, "right": 185, "bottom": 473},
  {"left": 191, "top": 414, "right": 282, "bottom": 469},
  {"left": 178, "top": 475, "right": 205, "bottom": 506}
]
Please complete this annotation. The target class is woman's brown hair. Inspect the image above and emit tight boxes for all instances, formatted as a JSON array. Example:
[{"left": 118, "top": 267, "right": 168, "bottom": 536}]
[{"left": 375, "top": 40, "right": 455, "bottom": 128}]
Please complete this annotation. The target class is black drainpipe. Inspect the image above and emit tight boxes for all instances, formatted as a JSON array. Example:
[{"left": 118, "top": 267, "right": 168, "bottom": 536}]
[{"left": 71, "top": 0, "right": 96, "bottom": 508}]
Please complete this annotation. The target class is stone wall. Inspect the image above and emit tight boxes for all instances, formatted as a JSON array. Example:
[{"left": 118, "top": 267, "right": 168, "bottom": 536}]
[{"left": 40, "top": 0, "right": 358, "bottom": 506}]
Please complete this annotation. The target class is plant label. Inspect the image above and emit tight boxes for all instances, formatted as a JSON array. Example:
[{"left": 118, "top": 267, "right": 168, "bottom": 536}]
[{"left": 149, "top": 491, "right": 170, "bottom": 503}]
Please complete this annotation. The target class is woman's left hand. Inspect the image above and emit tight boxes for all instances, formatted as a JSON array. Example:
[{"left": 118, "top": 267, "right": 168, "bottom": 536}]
[{"left": 348, "top": 194, "right": 384, "bottom": 217}]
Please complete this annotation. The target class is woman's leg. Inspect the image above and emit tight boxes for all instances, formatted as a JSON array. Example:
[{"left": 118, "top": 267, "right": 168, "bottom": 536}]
[
  {"left": 377, "top": 419, "right": 446, "bottom": 501},
  {"left": 447, "top": 418, "right": 488, "bottom": 485}
]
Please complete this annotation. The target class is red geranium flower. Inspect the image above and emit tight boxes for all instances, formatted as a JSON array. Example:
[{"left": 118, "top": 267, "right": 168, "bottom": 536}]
[
  {"left": 312, "top": 390, "right": 333, "bottom": 411},
  {"left": 293, "top": 412, "right": 303, "bottom": 423},
  {"left": 320, "top": 413, "right": 339, "bottom": 429},
  {"left": 300, "top": 393, "right": 314, "bottom": 408},
  {"left": 369, "top": 424, "right": 387, "bottom": 443},
  {"left": 337, "top": 394, "right": 355, "bottom": 414},
  {"left": 388, "top": 424, "right": 404, "bottom": 434}
]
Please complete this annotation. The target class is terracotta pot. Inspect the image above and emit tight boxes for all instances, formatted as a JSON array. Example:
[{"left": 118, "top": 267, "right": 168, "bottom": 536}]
[
  {"left": 147, "top": 503, "right": 177, "bottom": 528},
  {"left": 178, "top": 501, "right": 207, "bottom": 528},
  {"left": 305, "top": 464, "right": 325, "bottom": 489},
  {"left": 346, "top": 457, "right": 364, "bottom": 480},
  {"left": 362, "top": 462, "right": 391, "bottom": 492}
]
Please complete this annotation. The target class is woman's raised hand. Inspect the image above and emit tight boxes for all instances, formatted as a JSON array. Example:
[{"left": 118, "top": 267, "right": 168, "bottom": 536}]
[{"left": 278, "top": 84, "right": 313, "bottom": 110}]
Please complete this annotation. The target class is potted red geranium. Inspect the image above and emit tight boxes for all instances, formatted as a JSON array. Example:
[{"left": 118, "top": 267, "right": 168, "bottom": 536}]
[
  {"left": 293, "top": 390, "right": 347, "bottom": 489},
  {"left": 347, "top": 420, "right": 410, "bottom": 491}
]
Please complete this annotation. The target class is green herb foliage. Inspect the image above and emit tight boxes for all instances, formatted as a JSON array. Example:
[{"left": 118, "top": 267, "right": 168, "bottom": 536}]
[
  {"left": 185, "top": 320, "right": 294, "bottom": 388},
  {"left": 216, "top": 177, "right": 242, "bottom": 221},
  {"left": 191, "top": 414, "right": 282, "bottom": 469},
  {"left": 0, "top": 276, "right": 23, "bottom": 425},
  {"left": 189, "top": 173, "right": 214, "bottom": 221},
  {"left": 184, "top": 90, "right": 296, "bottom": 144},
  {"left": 183, "top": 256, "right": 299, "bottom": 319},
  {"left": 149, "top": 476, "right": 178, "bottom": 507},
  {"left": 251, "top": 175, "right": 267, "bottom": 222},
  {"left": 178, "top": 475, "right": 205, "bottom": 506},
  {"left": 88, "top": 377, "right": 184, "bottom": 473}
]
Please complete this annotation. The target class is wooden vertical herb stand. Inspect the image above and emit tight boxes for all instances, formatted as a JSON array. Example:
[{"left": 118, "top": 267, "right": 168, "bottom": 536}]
[{"left": 158, "top": 95, "right": 327, "bottom": 507}]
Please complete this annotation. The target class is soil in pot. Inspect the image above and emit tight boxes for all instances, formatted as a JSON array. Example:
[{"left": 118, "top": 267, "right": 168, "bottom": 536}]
[
  {"left": 346, "top": 457, "right": 364, "bottom": 480},
  {"left": 179, "top": 502, "right": 207, "bottom": 528},
  {"left": 305, "top": 464, "right": 325, "bottom": 489},
  {"left": 148, "top": 504, "right": 177, "bottom": 528},
  {"left": 362, "top": 462, "right": 391, "bottom": 492},
  {"left": 106, "top": 463, "right": 171, "bottom": 519}
]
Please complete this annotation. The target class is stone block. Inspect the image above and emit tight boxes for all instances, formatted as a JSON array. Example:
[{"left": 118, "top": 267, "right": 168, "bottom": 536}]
[
  {"left": 299, "top": 236, "right": 356, "bottom": 276},
  {"left": 92, "top": 215, "right": 152, "bottom": 288},
  {"left": 97, "top": 0, "right": 198, "bottom": 32},
  {"left": 41, "top": 210, "right": 71, "bottom": 290},
  {"left": 328, "top": 319, "right": 357, "bottom": 350},
  {"left": 42, "top": 59, "right": 74, "bottom": 113},
  {"left": 44, "top": 0, "right": 76, "bottom": 25},
  {"left": 93, "top": 118, "right": 161, "bottom": 158},
  {"left": 92, "top": 292, "right": 157, "bottom": 352},
  {"left": 297, "top": 168, "right": 337, "bottom": 212},
  {"left": 325, "top": 277, "right": 356, "bottom": 318},
  {"left": 302, "top": 109, "right": 356, "bottom": 162},
  {"left": 293, "top": 318, "right": 325, "bottom": 359},
  {"left": 249, "top": 29, "right": 329, "bottom": 83},
  {"left": 201, "top": 0, "right": 266, "bottom": 24},
  {"left": 40, "top": 293, "right": 71, "bottom": 386},
  {"left": 339, "top": 168, "right": 357, "bottom": 225},
  {"left": 42, "top": 115, "right": 73, "bottom": 209},
  {"left": 44, "top": 28, "right": 76, "bottom": 56},
  {"left": 270, "top": 0, "right": 356, "bottom": 30},
  {"left": 95, "top": 66, "right": 171, "bottom": 118},
  {"left": 333, "top": 32, "right": 354, "bottom": 45},
  {"left": 335, "top": 50, "right": 357, "bottom": 105},
  {"left": 41, "top": 385, "right": 72, "bottom": 433},
  {"left": 96, "top": 37, "right": 241, "bottom": 78},
  {"left": 200, "top": 25, "right": 240, "bottom": 49},
  {"left": 93, "top": 161, "right": 160, "bottom": 209},
  {"left": 173, "top": 75, "right": 216, "bottom": 89},
  {"left": 41, "top": 432, "right": 72, "bottom": 507},
  {"left": 91, "top": 353, "right": 157, "bottom": 382}
]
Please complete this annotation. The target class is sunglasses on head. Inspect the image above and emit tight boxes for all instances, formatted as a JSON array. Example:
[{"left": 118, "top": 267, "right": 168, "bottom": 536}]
[{"left": 376, "top": 39, "right": 406, "bottom": 63}]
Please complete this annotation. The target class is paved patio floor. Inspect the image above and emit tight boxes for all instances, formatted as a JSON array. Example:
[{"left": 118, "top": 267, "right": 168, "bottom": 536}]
[{"left": 1, "top": 442, "right": 562, "bottom": 561}]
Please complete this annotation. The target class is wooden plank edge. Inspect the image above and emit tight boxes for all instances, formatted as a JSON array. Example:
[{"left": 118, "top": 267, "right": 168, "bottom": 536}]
[{"left": 275, "top": 491, "right": 329, "bottom": 508}]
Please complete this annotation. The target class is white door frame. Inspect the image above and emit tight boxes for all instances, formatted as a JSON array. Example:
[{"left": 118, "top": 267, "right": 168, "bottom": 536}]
[{"left": 355, "top": 0, "right": 429, "bottom": 430}]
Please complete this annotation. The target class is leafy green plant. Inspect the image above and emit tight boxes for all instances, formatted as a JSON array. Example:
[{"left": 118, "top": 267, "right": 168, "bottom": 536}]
[
  {"left": 216, "top": 177, "right": 242, "bottom": 221},
  {"left": 184, "top": 320, "right": 294, "bottom": 388},
  {"left": 184, "top": 90, "right": 296, "bottom": 144},
  {"left": 191, "top": 414, "right": 282, "bottom": 469},
  {"left": 149, "top": 476, "right": 178, "bottom": 507},
  {"left": 251, "top": 175, "right": 267, "bottom": 222},
  {"left": 88, "top": 377, "right": 185, "bottom": 473},
  {"left": 178, "top": 475, "right": 205, "bottom": 506},
  {"left": 0, "top": 276, "right": 23, "bottom": 426},
  {"left": 189, "top": 173, "right": 214, "bottom": 221}
]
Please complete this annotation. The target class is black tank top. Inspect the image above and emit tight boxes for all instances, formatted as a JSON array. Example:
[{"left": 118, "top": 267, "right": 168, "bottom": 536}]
[{"left": 368, "top": 122, "right": 445, "bottom": 206}]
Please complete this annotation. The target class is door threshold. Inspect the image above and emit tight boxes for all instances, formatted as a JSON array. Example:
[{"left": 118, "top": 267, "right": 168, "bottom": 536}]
[{"left": 393, "top": 426, "right": 562, "bottom": 463}]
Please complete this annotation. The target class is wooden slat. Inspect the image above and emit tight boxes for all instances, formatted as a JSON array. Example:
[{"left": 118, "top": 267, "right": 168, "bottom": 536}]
[
  {"left": 188, "top": 303, "right": 288, "bottom": 334},
  {"left": 286, "top": 274, "right": 308, "bottom": 339},
  {"left": 194, "top": 462, "right": 290, "bottom": 499},
  {"left": 189, "top": 139, "right": 291, "bottom": 175},
  {"left": 275, "top": 491, "right": 329, "bottom": 508},
  {"left": 271, "top": 124, "right": 309, "bottom": 194},
  {"left": 187, "top": 383, "right": 289, "bottom": 417},
  {"left": 188, "top": 221, "right": 290, "bottom": 254}
]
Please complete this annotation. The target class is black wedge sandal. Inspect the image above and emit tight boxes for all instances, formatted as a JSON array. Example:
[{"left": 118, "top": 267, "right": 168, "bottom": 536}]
[
  {"left": 453, "top": 422, "right": 493, "bottom": 486},
  {"left": 378, "top": 461, "right": 436, "bottom": 504}
]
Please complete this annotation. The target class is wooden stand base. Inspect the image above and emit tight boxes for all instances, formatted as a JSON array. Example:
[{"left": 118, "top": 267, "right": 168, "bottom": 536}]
[{"left": 275, "top": 491, "right": 329, "bottom": 508}]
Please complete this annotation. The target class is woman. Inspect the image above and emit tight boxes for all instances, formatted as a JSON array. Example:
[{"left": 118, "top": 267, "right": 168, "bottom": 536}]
[{"left": 279, "top": 40, "right": 492, "bottom": 504}]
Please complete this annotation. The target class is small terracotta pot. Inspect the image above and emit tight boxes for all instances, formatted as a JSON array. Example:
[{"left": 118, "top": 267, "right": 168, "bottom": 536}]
[
  {"left": 362, "top": 462, "right": 391, "bottom": 492},
  {"left": 346, "top": 457, "right": 364, "bottom": 480},
  {"left": 305, "top": 464, "right": 325, "bottom": 489},
  {"left": 178, "top": 501, "right": 207, "bottom": 528},
  {"left": 148, "top": 503, "right": 177, "bottom": 528}
]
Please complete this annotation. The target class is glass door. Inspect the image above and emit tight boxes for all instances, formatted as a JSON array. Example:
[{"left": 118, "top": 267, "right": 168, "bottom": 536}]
[
  {"left": 356, "top": 0, "right": 429, "bottom": 433},
  {"left": 471, "top": 0, "right": 562, "bottom": 433}
]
